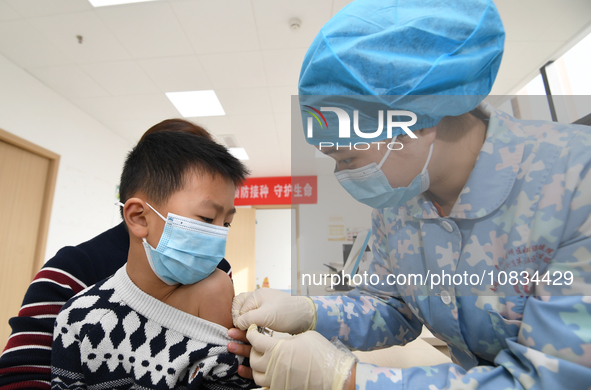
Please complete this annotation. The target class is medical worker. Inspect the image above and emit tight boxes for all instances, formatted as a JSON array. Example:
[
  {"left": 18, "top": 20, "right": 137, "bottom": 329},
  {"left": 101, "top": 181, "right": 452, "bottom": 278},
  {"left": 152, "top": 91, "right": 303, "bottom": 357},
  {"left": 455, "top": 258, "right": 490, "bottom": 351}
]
[{"left": 230, "top": 0, "right": 591, "bottom": 388}]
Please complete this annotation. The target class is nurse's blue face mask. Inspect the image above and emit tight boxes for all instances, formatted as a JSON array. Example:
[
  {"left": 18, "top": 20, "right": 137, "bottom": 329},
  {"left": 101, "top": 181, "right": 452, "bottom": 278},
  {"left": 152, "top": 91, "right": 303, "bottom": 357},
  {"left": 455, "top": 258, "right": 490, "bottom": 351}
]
[
  {"left": 118, "top": 201, "right": 228, "bottom": 285},
  {"left": 335, "top": 137, "right": 434, "bottom": 209}
]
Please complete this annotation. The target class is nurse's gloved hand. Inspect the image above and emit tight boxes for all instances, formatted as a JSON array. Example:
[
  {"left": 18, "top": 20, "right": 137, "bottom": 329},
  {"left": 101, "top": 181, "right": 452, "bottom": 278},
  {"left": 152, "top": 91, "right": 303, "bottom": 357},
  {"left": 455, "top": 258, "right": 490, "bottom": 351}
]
[
  {"left": 246, "top": 324, "right": 357, "bottom": 390},
  {"left": 232, "top": 288, "right": 316, "bottom": 334}
]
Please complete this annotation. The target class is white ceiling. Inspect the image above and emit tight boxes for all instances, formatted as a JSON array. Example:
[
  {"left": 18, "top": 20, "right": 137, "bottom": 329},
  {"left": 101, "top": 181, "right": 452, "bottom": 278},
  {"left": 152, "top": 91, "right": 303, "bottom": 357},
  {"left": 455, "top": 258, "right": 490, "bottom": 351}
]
[{"left": 0, "top": 0, "right": 590, "bottom": 177}]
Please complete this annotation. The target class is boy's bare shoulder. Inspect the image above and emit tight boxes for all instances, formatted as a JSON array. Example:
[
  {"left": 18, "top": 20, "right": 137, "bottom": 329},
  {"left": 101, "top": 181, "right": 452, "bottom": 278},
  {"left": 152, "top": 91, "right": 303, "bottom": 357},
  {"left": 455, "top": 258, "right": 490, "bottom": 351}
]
[
  {"left": 191, "top": 268, "right": 234, "bottom": 301},
  {"left": 167, "top": 269, "right": 235, "bottom": 329}
]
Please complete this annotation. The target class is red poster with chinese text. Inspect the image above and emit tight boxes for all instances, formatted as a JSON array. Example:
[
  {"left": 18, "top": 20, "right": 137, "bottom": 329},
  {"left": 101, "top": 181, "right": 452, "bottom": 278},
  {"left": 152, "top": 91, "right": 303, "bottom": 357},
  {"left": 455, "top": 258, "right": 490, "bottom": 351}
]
[{"left": 234, "top": 176, "right": 317, "bottom": 206}]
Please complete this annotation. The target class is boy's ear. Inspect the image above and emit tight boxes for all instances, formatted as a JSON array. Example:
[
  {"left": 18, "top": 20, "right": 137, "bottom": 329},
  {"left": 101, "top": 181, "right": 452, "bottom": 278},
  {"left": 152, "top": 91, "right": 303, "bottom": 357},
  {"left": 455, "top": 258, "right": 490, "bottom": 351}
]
[{"left": 123, "top": 198, "right": 149, "bottom": 239}]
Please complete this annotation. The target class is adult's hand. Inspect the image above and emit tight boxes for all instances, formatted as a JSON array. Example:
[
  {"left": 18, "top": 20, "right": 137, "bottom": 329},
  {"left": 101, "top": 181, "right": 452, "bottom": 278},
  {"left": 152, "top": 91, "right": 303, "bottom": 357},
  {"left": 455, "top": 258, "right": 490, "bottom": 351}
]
[
  {"left": 246, "top": 324, "right": 357, "bottom": 390},
  {"left": 232, "top": 288, "right": 316, "bottom": 334},
  {"left": 227, "top": 328, "right": 253, "bottom": 380}
]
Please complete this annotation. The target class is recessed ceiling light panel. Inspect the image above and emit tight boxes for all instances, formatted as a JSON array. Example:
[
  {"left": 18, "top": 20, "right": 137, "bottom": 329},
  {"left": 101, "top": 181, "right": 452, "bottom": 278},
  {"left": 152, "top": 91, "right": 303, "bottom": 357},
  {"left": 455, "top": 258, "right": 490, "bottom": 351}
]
[
  {"left": 166, "top": 90, "right": 225, "bottom": 118},
  {"left": 228, "top": 148, "right": 249, "bottom": 161},
  {"left": 88, "top": 0, "right": 159, "bottom": 7}
]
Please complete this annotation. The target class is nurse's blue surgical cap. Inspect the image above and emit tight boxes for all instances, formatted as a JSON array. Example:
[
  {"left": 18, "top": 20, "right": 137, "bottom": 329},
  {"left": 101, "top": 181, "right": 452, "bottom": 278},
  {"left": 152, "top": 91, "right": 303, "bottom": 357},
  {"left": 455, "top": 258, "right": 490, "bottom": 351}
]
[{"left": 298, "top": 0, "right": 505, "bottom": 145}]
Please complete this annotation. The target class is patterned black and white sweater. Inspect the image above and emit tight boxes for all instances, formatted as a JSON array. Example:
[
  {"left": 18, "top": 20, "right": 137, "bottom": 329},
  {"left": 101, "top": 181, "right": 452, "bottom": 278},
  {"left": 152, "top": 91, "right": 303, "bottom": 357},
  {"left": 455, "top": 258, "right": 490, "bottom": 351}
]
[{"left": 51, "top": 266, "right": 255, "bottom": 390}]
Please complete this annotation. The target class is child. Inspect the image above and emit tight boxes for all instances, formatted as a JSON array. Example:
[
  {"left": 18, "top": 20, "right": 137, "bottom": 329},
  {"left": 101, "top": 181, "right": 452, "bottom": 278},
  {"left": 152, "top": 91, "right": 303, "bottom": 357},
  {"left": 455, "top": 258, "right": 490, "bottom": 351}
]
[
  {"left": 0, "top": 119, "right": 236, "bottom": 390},
  {"left": 50, "top": 130, "right": 255, "bottom": 389}
]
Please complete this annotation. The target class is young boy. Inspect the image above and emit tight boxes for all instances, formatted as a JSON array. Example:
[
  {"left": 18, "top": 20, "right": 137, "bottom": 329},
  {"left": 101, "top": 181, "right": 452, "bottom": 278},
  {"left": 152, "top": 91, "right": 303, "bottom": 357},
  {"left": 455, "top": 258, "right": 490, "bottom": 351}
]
[
  {"left": 0, "top": 119, "right": 234, "bottom": 390},
  {"left": 50, "top": 131, "right": 255, "bottom": 389}
]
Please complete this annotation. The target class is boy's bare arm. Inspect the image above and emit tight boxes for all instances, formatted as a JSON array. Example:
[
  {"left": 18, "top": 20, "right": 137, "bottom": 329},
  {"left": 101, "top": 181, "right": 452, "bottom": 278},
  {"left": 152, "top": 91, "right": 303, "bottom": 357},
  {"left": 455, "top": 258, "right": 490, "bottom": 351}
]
[
  {"left": 195, "top": 268, "right": 235, "bottom": 328},
  {"left": 166, "top": 268, "right": 235, "bottom": 329}
]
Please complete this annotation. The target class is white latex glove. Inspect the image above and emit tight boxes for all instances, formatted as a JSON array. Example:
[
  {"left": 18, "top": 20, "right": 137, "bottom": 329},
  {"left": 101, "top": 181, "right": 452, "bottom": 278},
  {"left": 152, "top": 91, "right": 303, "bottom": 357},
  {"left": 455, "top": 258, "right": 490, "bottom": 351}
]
[
  {"left": 246, "top": 324, "right": 357, "bottom": 390},
  {"left": 232, "top": 288, "right": 316, "bottom": 334}
]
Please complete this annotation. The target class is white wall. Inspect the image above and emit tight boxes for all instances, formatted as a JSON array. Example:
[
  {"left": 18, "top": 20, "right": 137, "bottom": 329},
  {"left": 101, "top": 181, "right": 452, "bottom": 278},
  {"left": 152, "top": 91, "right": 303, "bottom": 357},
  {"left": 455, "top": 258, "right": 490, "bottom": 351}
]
[
  {"left": 0, "top": 53, "right": 132, "bottom": 261},
  {"left": 297, "top": 173, "right": 373, "bottom": 280}
]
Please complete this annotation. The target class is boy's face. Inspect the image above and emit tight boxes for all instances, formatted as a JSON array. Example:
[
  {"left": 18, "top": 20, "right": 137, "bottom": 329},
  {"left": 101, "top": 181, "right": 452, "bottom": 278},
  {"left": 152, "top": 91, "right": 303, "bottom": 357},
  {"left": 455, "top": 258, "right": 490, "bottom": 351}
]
[{"left": 147, "top": 172, "right": 236, "bottom": 245}]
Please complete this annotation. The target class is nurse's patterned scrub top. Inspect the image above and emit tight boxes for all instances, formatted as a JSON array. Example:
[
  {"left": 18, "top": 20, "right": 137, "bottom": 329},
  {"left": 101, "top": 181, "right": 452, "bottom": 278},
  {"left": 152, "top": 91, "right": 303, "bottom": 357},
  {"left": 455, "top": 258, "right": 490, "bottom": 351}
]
[{"left": 311, "top": 103, "right": 591, "bottom": 389}]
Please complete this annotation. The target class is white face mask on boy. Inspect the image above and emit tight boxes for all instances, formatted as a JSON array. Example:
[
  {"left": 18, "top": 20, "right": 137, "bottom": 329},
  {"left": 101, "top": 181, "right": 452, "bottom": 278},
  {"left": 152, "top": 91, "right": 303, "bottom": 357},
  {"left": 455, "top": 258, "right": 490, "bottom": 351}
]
[{"left": 118, "top": 201, "right": 228, "bottom": 285}]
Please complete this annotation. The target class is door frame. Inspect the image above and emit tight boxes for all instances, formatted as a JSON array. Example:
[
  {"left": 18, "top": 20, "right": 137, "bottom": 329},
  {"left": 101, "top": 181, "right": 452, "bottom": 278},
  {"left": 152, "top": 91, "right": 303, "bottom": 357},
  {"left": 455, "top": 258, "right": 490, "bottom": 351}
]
[
  {"left": 253, "top": 204, "right": 301, "bottom": 295},
  {"left": 0, "top": 128, "right": 60, "bottom": 275}
]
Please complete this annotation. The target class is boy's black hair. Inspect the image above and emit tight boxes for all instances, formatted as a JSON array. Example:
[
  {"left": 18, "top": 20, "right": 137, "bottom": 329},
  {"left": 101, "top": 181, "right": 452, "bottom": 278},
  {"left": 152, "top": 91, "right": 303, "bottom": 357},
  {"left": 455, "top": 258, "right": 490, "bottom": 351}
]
[{"left": 119, "top": 131, "right": 248, "bottom": 213}]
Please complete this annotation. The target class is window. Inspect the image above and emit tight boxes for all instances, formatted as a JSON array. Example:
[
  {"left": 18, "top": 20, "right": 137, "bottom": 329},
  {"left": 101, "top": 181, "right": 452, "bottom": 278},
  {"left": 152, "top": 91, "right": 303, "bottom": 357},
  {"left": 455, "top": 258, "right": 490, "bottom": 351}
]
[{"left": 510, "top": 31, "right": 591, "bottom": 124}]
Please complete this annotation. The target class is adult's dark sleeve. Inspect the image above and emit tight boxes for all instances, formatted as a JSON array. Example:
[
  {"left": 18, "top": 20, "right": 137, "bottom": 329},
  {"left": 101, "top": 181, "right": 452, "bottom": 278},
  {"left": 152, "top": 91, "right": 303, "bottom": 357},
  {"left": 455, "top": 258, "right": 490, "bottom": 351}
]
[{"left": 0, "top": 223, "right": 129, "bottom": 389}]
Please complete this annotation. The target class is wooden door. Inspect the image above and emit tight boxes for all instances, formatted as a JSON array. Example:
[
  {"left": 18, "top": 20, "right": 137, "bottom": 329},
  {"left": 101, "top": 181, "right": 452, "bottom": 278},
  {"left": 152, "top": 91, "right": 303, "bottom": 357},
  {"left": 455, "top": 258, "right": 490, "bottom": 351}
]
[
  {"left": 0, "top": 129, "right": 59, "bottom": 348},
  {"left": 226, "top": 207, "right": 256, "bottom": 295}
]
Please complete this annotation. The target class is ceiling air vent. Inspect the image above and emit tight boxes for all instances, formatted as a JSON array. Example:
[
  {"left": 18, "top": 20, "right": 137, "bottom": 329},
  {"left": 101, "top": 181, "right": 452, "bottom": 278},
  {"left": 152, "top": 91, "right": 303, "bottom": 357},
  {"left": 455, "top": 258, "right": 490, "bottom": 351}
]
[{"left": 218, "top": 134, "right": 239, "bottom": 148}]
